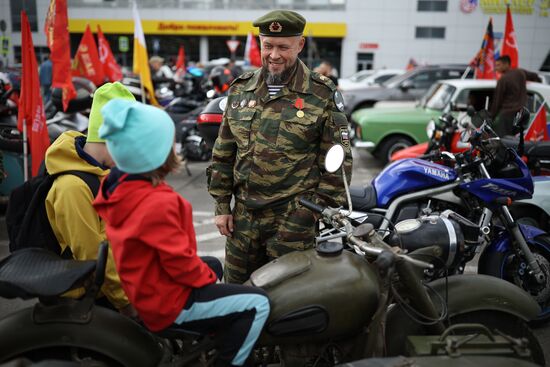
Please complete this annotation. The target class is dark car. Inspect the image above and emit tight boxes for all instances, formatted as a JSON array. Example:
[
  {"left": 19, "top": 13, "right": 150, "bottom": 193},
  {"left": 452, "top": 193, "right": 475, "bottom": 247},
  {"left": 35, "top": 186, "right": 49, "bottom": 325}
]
[{"left": 341, "top": 64, "right": 474, "bottom": 116}]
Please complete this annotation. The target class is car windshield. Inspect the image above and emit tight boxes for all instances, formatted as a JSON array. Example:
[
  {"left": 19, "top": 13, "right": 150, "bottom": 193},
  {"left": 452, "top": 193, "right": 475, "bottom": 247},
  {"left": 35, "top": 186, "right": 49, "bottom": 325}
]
[
  {"left": 349, "top": 70, "right": 376, "bottom": 82},
  {"left": 423, "top": 83, "right": 456, "bottom": 110},
  {"left": 381, "top": 69, "right": 418, "bottom": 88}
]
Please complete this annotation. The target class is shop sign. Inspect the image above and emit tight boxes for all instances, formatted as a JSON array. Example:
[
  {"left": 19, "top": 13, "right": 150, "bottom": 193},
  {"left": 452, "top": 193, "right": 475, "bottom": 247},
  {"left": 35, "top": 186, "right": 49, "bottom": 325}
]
[
  {"left": 359, "top": 42, "right": 378, "bottom": 50},
  {"left": 478, "top": 0, "right": 548, "bottom": 16}
]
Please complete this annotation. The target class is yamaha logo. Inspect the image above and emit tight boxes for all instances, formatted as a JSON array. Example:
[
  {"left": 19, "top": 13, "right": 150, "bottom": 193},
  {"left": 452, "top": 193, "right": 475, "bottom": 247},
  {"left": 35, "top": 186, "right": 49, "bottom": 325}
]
[{"left": 423, "top": 167, "right": 450, "bottom": 180}]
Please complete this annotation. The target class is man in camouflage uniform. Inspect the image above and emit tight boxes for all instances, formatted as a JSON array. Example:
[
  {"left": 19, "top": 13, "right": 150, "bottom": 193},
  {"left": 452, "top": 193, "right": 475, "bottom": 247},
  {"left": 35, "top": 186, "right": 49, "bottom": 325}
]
[{"left": 207, "top": 10, "right": 353, "bottom": 284}]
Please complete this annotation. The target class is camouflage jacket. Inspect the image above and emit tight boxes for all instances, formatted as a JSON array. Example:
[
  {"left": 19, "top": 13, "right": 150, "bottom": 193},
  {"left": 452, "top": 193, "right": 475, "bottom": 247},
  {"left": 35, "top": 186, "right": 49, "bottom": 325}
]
[{"left": 207, "top": 60, "right": 352, "bottom": 215}]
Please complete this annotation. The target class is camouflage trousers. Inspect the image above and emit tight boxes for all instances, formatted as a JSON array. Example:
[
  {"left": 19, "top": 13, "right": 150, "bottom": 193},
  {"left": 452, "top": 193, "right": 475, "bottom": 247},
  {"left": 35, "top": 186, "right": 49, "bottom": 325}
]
[{"left": 224, "top": 197, "right": 318, "bottom": 284}]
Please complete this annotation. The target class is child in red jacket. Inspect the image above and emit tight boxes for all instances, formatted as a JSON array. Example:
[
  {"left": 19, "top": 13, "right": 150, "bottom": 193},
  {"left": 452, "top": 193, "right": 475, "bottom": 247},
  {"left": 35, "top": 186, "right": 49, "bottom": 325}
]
[{"left": 93, "top": 99, "right": 270, "bottom": 367}]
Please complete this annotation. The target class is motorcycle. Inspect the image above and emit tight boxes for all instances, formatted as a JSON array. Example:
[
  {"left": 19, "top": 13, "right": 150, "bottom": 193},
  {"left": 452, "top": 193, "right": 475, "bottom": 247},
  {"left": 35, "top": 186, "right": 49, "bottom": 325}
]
[
  {"left": 347, "top": 113, "right": 550, "bottom": 322},
  {"left": 391, "top": 107, "right": 550, "bottom": 176},
  {"left": 0, "top": 146, "right": 545, "bottom": 366}
]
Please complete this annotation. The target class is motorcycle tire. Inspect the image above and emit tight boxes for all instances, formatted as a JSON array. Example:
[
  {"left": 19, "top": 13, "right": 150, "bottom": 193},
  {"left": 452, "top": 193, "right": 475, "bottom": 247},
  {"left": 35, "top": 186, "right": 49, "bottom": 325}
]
[
  {"left": 0, "top": 124, "right": 23, "bottom": 153},
  {"left": 378, "top": 136, "right": 414, "bottom": 164},
  {"left": 385, "top": 309, "right": 545, "bottom": 366},
  {"left": 479, "top": 234, "right": 550, "bottom": 324}
]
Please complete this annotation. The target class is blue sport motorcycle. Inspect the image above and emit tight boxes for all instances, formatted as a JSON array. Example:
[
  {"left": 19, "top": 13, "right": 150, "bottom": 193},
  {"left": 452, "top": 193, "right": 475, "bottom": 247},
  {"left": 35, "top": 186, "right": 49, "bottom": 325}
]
[{"left": 347, "top": 120, "right": 550, "bottom": 322}]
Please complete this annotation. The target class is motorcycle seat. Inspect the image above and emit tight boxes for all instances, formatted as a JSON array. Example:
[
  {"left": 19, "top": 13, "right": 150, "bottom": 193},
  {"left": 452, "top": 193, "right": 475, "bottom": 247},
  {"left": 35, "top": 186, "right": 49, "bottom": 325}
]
[
  {"left": 0, "top": 248, "right": 96, "bottom": 299},
  {"left": 500, "top": 137, "right": 543, "bottom": 154},
  {"left": 350, "top": 185, "right": 378, "bottom": 211},
  {"left": 526, "top": 142, "right": 550, "bottom": 159}
]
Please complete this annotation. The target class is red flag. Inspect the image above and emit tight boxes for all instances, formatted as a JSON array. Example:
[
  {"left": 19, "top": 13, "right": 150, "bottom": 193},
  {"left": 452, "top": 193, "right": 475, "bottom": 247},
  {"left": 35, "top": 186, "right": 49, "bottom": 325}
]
[
  {"left": 245, "top": 32, "right": 261, "bottom": 67},
  {"left": 176, "top": 45, "right": 186, "bottom": 72},
  {"left": 72, "top": 24, "right": 105, "bottom": 86},
  {"left": 44, "top": 0, "right": 76, "bottom": 111},
  {"left": 97, "top": 25, "right": 123, "bottom": 82},
  {"left": 525, "top": 105, "right": 549, "bottom": 142},
  {"left": 501, "top": 5, "right": 519, "bottom": 69},
  {"left": 474, "top": 18, "right": 496, "bottom": 80},
  {"left": 18, "top": 11, "right": 50, "bottom": 177}
]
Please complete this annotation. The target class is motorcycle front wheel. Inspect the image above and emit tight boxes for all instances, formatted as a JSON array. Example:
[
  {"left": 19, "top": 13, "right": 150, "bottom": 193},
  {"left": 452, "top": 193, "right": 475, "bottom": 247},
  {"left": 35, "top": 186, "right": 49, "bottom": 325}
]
[{"left": 479, "top": 234, "right": 550, "bottom": 324}]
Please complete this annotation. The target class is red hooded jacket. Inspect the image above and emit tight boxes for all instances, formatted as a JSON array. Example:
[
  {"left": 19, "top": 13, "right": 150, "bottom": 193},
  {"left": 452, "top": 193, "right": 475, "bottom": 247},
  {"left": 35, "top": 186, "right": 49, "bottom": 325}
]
[{"left": 93, "top": 176, "right": 217, "bottom": 331}]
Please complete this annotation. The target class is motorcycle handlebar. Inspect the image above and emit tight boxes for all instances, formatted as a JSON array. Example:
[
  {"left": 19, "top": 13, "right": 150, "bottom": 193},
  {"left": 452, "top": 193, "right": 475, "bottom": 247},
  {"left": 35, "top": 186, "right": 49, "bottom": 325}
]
[
  {"left": 300, "top": 198, "right": 434, "bottom": 270},
  {"left": 299, "top": 197, "right": 325, "bottom": 214}
]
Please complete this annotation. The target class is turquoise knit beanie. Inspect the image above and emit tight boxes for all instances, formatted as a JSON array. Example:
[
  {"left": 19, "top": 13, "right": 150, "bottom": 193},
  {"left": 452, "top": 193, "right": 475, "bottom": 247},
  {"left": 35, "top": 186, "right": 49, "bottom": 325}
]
[{"left": 99, "top": 100, "right": 175, "bottom": 174}]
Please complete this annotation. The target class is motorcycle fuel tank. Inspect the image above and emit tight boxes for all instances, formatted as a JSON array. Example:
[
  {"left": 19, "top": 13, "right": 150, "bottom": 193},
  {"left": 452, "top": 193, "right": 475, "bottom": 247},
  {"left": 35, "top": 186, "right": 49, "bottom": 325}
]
[
  {"left": 374, "top": 158, "right": 457, "bottom": 207},
  {"left": 248, "top": 248, "right": 379, "bottom": 345}
]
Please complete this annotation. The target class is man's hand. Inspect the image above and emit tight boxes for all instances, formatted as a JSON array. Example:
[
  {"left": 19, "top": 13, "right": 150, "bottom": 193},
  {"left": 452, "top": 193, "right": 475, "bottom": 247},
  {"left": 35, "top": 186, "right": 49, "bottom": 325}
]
[{"left": 215, "top": 214, "right": 234, "bottom": 237}]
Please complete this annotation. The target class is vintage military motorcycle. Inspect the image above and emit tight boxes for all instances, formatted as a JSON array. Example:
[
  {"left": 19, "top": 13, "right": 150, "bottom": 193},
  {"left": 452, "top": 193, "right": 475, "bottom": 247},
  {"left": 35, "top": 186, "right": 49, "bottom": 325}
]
[{"left": 0, "top": 147, "right": 545, "bottom": 366}]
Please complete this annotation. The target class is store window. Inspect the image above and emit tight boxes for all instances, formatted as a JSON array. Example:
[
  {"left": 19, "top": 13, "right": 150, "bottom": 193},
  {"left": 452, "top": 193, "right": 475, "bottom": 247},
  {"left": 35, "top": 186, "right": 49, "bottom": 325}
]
[
  {"left": 356, "top": 53, "right": 374, "bottom": 71},
  {"left": 10, "top": 0, "right": 38, "bottom": 32},
  {"left": 415, "top": 27, "right": 445, "bottom": 39},
  {"left": 417, "top": 0, "right": 447, "bottom": 12}
]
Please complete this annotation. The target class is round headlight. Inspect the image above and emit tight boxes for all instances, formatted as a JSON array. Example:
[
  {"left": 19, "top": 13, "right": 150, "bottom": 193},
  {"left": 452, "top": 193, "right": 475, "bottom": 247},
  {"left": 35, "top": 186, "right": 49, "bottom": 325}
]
[
  {"left": 426, "top": 119, "right": 436, "bottom": 138},
  {"left": 395, "top": 219, "right": 422, "bottom": 234}
]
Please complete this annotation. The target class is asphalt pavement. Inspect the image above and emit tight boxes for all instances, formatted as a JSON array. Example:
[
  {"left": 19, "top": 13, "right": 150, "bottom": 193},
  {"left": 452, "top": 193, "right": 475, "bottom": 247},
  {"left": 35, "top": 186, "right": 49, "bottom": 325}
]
[{"left": 0, "top": 148, "right": 548, "bottom": 363}]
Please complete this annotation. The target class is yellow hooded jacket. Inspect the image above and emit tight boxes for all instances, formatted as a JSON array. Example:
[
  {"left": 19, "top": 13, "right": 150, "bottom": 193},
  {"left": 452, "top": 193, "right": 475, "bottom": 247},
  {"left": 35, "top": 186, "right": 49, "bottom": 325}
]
[{"left": 45, "top": 131, "right": 129, "bottom": 309}]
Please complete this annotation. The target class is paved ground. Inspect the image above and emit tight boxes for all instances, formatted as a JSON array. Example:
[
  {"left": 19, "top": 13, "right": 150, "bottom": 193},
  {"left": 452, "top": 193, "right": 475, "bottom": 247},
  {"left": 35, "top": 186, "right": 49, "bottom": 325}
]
[{"left": 0, "top": 148, "right": 548, "bottom": 363}]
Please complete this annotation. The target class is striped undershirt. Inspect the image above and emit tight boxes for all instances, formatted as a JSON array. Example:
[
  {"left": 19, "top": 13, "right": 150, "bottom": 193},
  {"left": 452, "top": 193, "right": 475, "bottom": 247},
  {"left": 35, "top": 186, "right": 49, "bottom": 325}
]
[{"left": 267, "top": 84, "right": 285, "bottom": 96}]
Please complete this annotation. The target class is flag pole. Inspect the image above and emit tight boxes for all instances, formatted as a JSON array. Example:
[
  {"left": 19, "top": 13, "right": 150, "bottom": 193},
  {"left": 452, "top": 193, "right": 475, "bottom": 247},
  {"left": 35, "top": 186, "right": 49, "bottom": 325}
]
[
  {"left": 140, "top": 80, "right": 146, "bottom": 104},
  {"left": 22, "top": 119, "right": 29, "bottom": 182}
]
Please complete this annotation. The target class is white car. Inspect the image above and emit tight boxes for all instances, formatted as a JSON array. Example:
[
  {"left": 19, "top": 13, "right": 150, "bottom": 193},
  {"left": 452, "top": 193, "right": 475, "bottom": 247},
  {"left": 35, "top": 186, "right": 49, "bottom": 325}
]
[{"left": 339, "top": 69, "right": 405, "bottom": 91}]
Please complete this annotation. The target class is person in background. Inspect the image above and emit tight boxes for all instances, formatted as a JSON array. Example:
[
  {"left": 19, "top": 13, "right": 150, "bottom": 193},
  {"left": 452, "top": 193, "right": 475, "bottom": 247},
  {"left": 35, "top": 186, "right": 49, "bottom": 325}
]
[
  {"left": 207, "top": 10, "right": 352, "bottom": 284},
  {"left": 149, "top": 56, "right": 174, "bottom": 86},
  {"left": 316, "top": 60, "right": 338, "bottom": 87},
  {"left": 39, "top": 51, "right": 53, "bottom": 103},
  {"left": 490, "top": 55, "right": 542, "bottom": 137},
  {"left": 94, "top": 99, "right": 270, "bottom": 367}
]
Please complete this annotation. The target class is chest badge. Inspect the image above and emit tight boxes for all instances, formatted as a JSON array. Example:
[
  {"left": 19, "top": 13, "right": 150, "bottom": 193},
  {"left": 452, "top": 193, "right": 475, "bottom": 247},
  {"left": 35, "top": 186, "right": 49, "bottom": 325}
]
[
  {"left": 231, "top": 100, "right": 239, "bottom": 109},
  {"left": 240, "top": 99, "right": 248, "bottom": 108},
  {"left": 248, "top": 100, "right": 256, "bottom": 108},
  {"left": 294, "top": 98, "right": 305, "bottom": 118}
]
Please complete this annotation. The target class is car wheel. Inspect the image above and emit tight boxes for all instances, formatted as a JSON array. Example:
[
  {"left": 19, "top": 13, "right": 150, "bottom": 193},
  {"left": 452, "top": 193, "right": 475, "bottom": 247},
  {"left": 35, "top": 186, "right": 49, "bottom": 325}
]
[{"left": 378, "top": 136, "right": 414, "bottom": 164}]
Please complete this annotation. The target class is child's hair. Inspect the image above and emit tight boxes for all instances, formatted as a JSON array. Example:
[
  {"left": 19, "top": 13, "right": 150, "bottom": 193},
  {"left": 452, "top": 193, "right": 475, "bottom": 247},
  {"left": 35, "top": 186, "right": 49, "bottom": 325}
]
[{"left": 141, "top": 147, "right": 181, "bottom": 186}]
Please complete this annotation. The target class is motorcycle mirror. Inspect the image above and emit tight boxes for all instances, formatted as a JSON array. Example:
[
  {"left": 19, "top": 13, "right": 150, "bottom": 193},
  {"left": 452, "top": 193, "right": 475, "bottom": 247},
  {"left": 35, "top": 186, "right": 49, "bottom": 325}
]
[
  {"left": 325, "top": 145, "right": 345, "bottom": 173},
  {"left": 206, "top": 89, "right": 216, "bottom": 99}
]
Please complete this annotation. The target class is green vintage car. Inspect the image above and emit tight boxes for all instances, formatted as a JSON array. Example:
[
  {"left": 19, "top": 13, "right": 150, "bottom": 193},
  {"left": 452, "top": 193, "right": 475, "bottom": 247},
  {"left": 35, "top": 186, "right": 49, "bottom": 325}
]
[{"left": 351, "top": 79, "right": 550, "bottom": 163}]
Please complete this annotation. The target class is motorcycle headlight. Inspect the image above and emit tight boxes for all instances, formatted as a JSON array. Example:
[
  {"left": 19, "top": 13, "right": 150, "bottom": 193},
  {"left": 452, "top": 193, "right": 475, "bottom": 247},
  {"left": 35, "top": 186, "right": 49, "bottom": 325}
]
[{"left": 426, "top": 119, "right": 436, "bottom": 138}]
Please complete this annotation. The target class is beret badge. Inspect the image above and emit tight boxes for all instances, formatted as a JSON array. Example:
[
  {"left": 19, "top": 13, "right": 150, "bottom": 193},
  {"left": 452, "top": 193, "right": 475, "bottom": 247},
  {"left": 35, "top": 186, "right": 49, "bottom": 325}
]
[{"left": 269, "top": 21, "right": 283, "bottom": 33}]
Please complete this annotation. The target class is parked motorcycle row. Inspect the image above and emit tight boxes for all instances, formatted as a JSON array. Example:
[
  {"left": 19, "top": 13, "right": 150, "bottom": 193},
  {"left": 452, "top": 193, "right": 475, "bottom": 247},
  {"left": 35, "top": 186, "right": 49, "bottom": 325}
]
[{"left": 0, "top": 66, "right": 225, "bottom": 205}]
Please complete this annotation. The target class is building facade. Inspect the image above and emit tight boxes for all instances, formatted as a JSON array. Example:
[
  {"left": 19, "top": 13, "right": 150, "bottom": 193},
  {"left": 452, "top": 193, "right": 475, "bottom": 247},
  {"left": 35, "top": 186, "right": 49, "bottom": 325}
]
[{"left": 1, "top": 0, "right": 549, "bottom": 77}]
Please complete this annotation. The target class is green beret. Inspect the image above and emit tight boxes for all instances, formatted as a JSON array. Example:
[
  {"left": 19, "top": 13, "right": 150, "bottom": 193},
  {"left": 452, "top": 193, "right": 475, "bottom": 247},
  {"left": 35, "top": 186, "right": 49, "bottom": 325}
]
[{"left": 253, "top": 10, "right": 306, "bottom": 37}]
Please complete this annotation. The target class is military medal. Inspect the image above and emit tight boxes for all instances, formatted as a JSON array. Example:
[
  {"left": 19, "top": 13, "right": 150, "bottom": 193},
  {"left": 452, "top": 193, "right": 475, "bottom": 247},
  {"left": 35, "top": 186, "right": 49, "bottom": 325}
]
[
  {"left": 248, "top": 100, "right": 256, "bottom": 108},
  {"left": 240, "top": 99, "right": 247, "bottom": 108},
  {"left": 231, "top": 100, "right": 239, "bottom": 109},
  {"left": 295, "top": 98, "right": 304, "bottom": 118}
]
